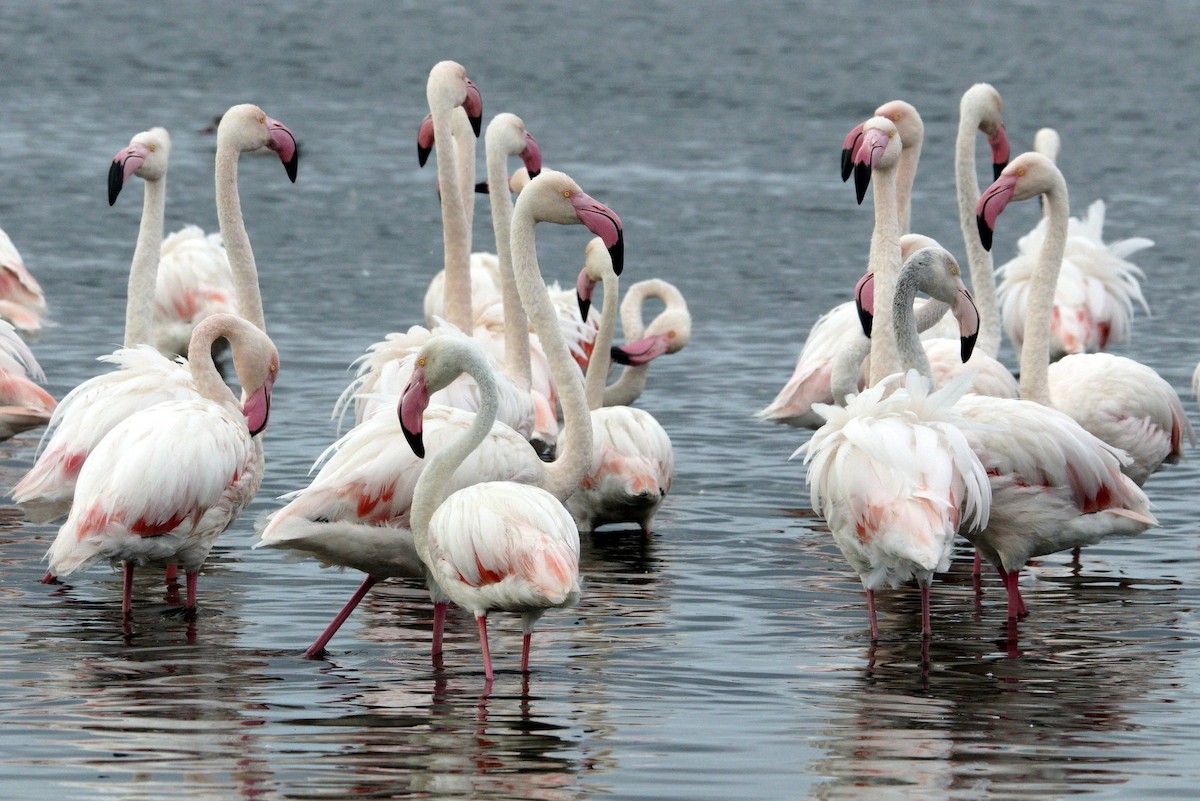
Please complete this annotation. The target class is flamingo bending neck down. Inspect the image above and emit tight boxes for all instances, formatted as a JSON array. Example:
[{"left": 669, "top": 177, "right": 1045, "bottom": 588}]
[
  {"left": 401, "top": 335, "right": 581, "bottom": 681},
  {"left": 605, "top": 278, "right": 692, "bottom": 408},
  {"left": 0, "top": 226, "right": 48, "bottom": 337},
  {"left": 45, "top": 314, "right": 278, "bottom": 618},
  {"left": 0, "top": 319, "right": 55, "bottom": 439}
]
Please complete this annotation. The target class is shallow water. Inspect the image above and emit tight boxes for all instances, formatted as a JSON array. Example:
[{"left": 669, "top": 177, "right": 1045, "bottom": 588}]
[{"left": 2, "top": 1, "right": 1199, "bottom": 798}]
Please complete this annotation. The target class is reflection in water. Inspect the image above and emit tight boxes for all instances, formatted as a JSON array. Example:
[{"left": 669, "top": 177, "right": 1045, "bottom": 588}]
[{"left": 809, "top": 551, "right": 1184, "bottom": 800}]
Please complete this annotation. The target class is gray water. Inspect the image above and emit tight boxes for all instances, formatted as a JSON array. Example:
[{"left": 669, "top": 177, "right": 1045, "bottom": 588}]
[{"left": 2, "top": 1, "right": 1199, "bottom": 798}]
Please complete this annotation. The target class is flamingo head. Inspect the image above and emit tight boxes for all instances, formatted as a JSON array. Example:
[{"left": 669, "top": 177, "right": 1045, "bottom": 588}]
[
  {"left": 398, "top": 336, "right": 487, "bottom": 458},
  {"left": 463, "top": 79, "right": 483, "bottom": 137},
  {"left": 217, "top": 104, "right": 299, "bottom": 182},
  {"left": 426, "top": 61, "right": 482, "bottom": 136},
  {"left": 611, "top": 303, "right": 690, "bottom": 366},
  {"left": 108, "top": 127, "right": 171, "bottom": 206},
  {"left": 575, "top": 237, "right": 617, "bottom": 320},
  {"left": 976, "top": 152, "right": 1061, "bottom": 251},
  {"left": 874, "top": 99, "right": 923, "bottom": 154},
  {"left": 905, "top": 246, "right": 981, "bottom": 362},
  {"left": 853, "top": 117, "right": 902, "bottom": 204},
  {"left": 218, "top": 316, "right": 279, "bottom": 437},
  {"left": 398, "top": 362, "right": 430, "bottom": 459},
  {"left": 519, "top": 170, "right": 624, "bottom": 275},
  {"left": 963, "top": 83, "right": 1009, "bottom": 180}
]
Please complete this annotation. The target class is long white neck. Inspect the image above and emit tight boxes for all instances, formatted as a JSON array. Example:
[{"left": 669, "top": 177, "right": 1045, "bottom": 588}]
[
  {"left": 896, "top": 139, "right": 920, "bottom": 235},
  {"left": 215, "top": 142, "right": 266, "bottom": 331},
  {"left": 954, "top": 109, "right": 1000, "bottom": 357},
  {"left": 453, "top": 109, "right": 476, "bottom": 250},
  {"left": 409, "top": 352, "right": 498, "bottom": 564},
  {"left": 510, "top": 205, "right": 593, "bottom": 501},
  {"left": 866, "top": 163, "right": 902, "bottom": 385},
  {"left": 830, "top": 296, "right": 947, "bottom": 404},
  {"left": 1018, "top": 179, "right": 1070, "bottom": 406},
  {"left": 584, "top": 269, "right": 620, "bottom": 410},
  {"left": 486, "top": 136, "right": 530, "bottom": 388},
  {"left": 891, "top": 265, "right": 934, "bottom": 378},
  {"left": 603, "top": 279, "right": 681, "bottom": 407},
  {"left": 124, "top": 176, "right": 166, "bottom": 347},
  {"left": 434, "top": 103, "right": 473, "bottom": 334}
]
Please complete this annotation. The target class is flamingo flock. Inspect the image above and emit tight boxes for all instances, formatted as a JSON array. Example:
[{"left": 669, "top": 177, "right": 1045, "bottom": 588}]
[
  {"left": 2, "top": 60, "right": 690, "bottom": 682},
  {"left": 0, "top": 64, "right": 1187, "bottom": 677}
]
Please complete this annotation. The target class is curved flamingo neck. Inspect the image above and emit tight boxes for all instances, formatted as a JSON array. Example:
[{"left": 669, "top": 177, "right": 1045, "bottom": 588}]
[
  {"left": 584, "top": 267, "right": 620, "bottom": 410},
  {"left": 603, "top": 279, "right": 682, "bottom": 407},
  {"left": 124, "top": 175, "right": 166, "bottom": 347},
  {"left": 510, "top": 202, "right": 592, "bottom": 501},
  {"left": 896, "top": 137, "right": 921, "bottom": 235},
  {"left": 410, "top": 351, "right": 499, "bottom": 564},
  {"left": 866, "top": 163, "right": 903, "bottom": 385},
  {"left": 1018, "top": 179, "right": 1070, "bottom": 406},
  {"left": 214, "top": 143, "right": 265, "bottom": 332},
  {"left": 485, "top": 130, "right": 530, "bottom": 387},
  {"left": 955, "top": 105, "right": 1001, "bottom": 358},
  {"left": 433, "top": 101, "right": 473, "bottom": 334},
  {"left": 186, "top": 318, "right": 239, "bottom": 408},
  {"left": 891, "top": 264, "right": 934, "bottom": 378}
]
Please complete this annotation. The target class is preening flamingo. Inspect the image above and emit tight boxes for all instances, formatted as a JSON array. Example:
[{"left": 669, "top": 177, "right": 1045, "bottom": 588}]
[
  {"left": 401, "top": 335, "right": 581, "bottom": 681},
  {"left": 46, "top": 314, "right": 278, "bottom": 617},
  {"left": 979, "top": 152, "right": 1192, "bottom": 486},
  {"left": 605, "top": 278, "right": 692, "bottom": 408},
  {"left": 559, "top": 239, "right": 674, "bottom": 535},
  {"left": 13, "top": 107, "right": 297, "bottom": 524},
  {"left": 996, "top": 127, "right": 1152, "bottom": 361}
]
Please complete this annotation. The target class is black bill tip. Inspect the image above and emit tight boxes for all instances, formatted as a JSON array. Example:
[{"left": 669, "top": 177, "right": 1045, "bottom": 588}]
[
  {"left": 608, "top": 230, "right": 624, "bottom": 276},
  {"left": 840, "top": 148, "right": 854, "bottom": 183},
  {"left": 610, "top": 345, "right": 634, "bottom": 366},
  {"left": 108, "top": 160, "right": 124, "bottom": 206},
  {"left": 853, "top": 162, "right": 871, "bottom": 205},
  {"left": 475, "top": 181, "right": 489, "bottom": 194},
  {"left": 992, "top": 160, "right": 1007, "bottom": 182},
  {"left": 856, "top": 306, "right": 873, "bottom": 339},
  {"left": 577, "top": 295, "right": 591, "bottom": 321},
  {"left": 961, "top": 331, "right": 979, "bottom": 363},
  {"left": 401, "top": 423, "right": 425, "bottom": 459},
  {"left": 470, "top": 113, "right": 482, "bottom": 138},
  {"left": 418, "top": 144, "right": 432, "bottom": 168},
  {"left": 976, "top": 214, "right": 994, "bottom": 252}
]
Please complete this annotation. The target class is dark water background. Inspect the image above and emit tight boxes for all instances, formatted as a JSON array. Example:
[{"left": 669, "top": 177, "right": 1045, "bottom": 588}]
[{"left": 1, "top": 1, "right": 1198, "bottom": 798}]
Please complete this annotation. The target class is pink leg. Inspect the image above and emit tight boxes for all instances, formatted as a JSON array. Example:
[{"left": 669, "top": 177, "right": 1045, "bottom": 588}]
[
  {"left": 303, "top": 575, "right": 379, "bottom": 659},
  {"left": 920, "top": 584, "right": 931, "bottom": 639},
  {"left": 996, "top": 566, "right": 1026, "bottom": 619},
  {"left": 476, "top": 615, "right": 494, "bottom": 681},
  {"left": 431, "top": 601, "right": 449, "bottom": 658},
  {"left": 866, "top": 588, "right": 879, "bottom": 640},
  {"left": 122, "top": 561, "right": 135, "bottom": 618},
  {"left": 165, "top": 564, "right": 178, "bottom": 582},
  {"left": 972, "top": 550, "right": 981, "bottom": 577},
  {"left": 521, "top": 632, "right": 532, "bottom": 673},
  {"left": 185, "top": 572, "right": 198, "bottom": 611}
]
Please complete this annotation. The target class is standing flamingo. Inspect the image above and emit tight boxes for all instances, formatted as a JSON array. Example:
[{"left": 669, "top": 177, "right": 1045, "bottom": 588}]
[
  {"left": 401, "top": 335, "right": 580, "bottom": 681},
  {"left": 0, "top": 225, "right": 48, "bottom": 336},
  {"left": 46, "top": 314, "right": 278, "bottom": 617},
  {"left": 979, "top": 152, "right": 1192, "bottom": 486},
  {"left": 14, "top": 107, "right": 297, "bottom": 523},
  {"left": 559, "top": 239, "right": 674, "bottom": 535},
  {"left": 802, "top": 118, "right": 992, "bottom": 640},
  {"left": 996, "top": 127, "right": 1152, "bottom": 361},
  {"left": 257, "top": 170, "right": 621, "bottom": 658}
]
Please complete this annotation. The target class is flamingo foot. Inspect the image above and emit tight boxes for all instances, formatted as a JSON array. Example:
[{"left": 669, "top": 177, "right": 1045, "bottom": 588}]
[
  {"left": 866, "top": 588, "right": 879, "bottom": 641},
  {"left": 477, "top": 615, "right": 494, "bottom": 682},
  {"left": 303, "top": 574, "right": 379, "bottom": 659}
]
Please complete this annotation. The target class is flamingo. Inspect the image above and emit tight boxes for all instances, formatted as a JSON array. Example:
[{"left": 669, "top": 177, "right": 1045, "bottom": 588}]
[
  {"left": 13, "top": 107, "right": 297, "bottom": 524},
  {"left": 256, "top": 169, "right": 621, "bottom": 658},
  {"left": 46, "top": 313, "right": 278, "bottom": 617},
  {"left": 0, "top": 225, "right": 48, "bottom": 336},
  {"left": 335, "top": 65, "right": 539, "bottom": 442},
  {"left": 604, "top": 278, "right": 693, "bottom": 408},
  {"left": 801, "top": 118, "right": 992, "bottom": 639},
  {"left": 559, "top": 239, "right": 674, "bottom": 535},
  {"left": 996, "top": 127, "right": 1153, "bottom": 361},
  {"left": 0, "top": 319, "right": 56, "bottom": 439},
  {"left": 400, "top": 335, "right": 580, "bottom": 681},
  {"left": 954, "top": 83, "right": 1011, "bottom": 360},
  {"left": 979, "top": 152, "right": 1192, "bottom": 486},
  {"left": 758, "top": 100, "right": 956, "bottom": 427}
]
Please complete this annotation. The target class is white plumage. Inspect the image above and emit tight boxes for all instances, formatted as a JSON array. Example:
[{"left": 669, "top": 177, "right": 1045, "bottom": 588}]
[
  {"left": 0, "top": 225, "right": 48, "bottom": 336},
  {"left": 153, "top": 225, "right": 237, "bottom": 358}
]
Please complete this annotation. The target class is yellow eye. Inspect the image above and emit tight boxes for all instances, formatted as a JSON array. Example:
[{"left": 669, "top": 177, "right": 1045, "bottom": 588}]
[
  {"left": 562, "top": 190, "right": 572, "bottom": 199},
  {"left": 1017, "top": 167, "right": 1027, "bottom": 177},
  {"left": 148, "top": 144, "right": 157, "bottom": 152},
  {"left": 258, "top": 114, "right": 266, "bottom": 124},
  {"left": 950, "top": 264, "right": 961, "bottom": 277},
  {"left": 891, "top": 113, "right": 900, "bottom": 122},
  {"left": 887, "top": 130, "right": 895, "bottom": 139},
  {"left": 668, "top": 331, "right": 677, "bottom": 339},
  {"left": 418, "top": 357, "right": 426, "bottom": 367}
]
